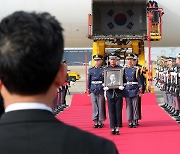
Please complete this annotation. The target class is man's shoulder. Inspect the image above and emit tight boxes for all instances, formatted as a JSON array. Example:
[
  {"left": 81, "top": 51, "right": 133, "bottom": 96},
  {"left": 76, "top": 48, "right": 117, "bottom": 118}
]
[
  {"left": 89, "top": 66, "right": 94, "bottom": 70},
  {"left": 88, "top": 67, "right": 95, "bottom": 73},
  {"left": 0, "top": 111, "right": 118, "bottom": 154},
  {"left": 56, "top": 122, "right": 118, "bottom": 153}
]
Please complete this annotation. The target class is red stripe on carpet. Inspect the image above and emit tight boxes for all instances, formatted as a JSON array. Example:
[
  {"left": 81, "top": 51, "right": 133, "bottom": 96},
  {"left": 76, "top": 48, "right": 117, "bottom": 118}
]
[{"left": 57, "top": 93, "right": 180, "bottom": 154}]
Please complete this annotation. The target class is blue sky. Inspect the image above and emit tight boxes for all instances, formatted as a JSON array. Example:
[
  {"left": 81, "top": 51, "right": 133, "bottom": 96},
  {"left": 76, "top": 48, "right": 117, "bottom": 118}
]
[{"left": 145, "top": 47, "right": 180, "bottom": 61}]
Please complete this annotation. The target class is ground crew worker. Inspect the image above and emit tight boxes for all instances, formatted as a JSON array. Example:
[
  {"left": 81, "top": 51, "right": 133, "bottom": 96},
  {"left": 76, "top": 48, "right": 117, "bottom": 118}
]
[
  {"left": 147, "top": 0, "right": 159, "bottom": 33},
  {"left": 123, "top": 53, "right": 142, "bottom": 128},
  {"left": 147, "top": 0, "right": 158, "bottom": 11},
  {"left": 104, "top": 52, "right": 124, "bottom": 135},
  {"left": 88, "top": 54, "right": 106, "bottom": 128}
]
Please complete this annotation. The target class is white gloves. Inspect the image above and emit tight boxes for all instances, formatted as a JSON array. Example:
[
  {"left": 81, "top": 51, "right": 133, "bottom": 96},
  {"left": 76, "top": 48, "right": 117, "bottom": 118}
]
[
  {"left": 103, "top": 86, "right": 124, "bottom": 90},
  {"left": 103, "top": 87, "right": 109, "bottom": 91},
  {"left": 119, "top": 86, "right": 124, "bottom": 90}
]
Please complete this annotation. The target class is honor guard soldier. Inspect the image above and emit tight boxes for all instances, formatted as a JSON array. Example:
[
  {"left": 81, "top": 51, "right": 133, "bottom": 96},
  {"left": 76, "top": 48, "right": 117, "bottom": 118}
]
[
  {"left": 132, "top": 54, "right": 147, "bottom": 125},
  {"left": 167, "top": 57, "right": 178, "bottom": 116},
  {"left": 123, "top": 53, "right": 142, "bottom": 128},
  {"left": 104, "top": 52, "right": 124, "bottom": 135},
  {"left": 174, "top": 54, "right": 180, "bottom": 122},
  {"left": 158, "top": 57, "right": 169, "bottom": 109},
  {"left": 164, "top": 57, "right": 174, "bottom": 113},
  {"left": 155, "top": 56, "right": 165, "bottom": 88},
  {"left": 88, "top": 54, "right": 106, "bottom": 128}
]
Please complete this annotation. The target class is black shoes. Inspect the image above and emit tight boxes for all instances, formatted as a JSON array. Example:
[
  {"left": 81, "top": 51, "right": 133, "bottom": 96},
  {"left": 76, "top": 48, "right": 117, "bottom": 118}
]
[
  {"left": 128, "top": 123, "right": 133, "bottom": 128},
  {"left": 110, "top": 130, "right": 120, "bottom": 135},
  {"left": 62, "top": 104, "right": 69, "bottom": 108},
  {"left": 115, "top": 130, "right": 120, "bottom": 135},
  {"left": 161, "top": 104, "right": 167, "bottom": 108},
  {"left": 110, "top": 127, "right": 120, "bottom": 135},
  {"left": 94, "top": 121, "right": 104, "bottom": 128},
  {"left": 168, "top": 108, "right": 175, "bottom": 114},
  {"left": 111, "top": 130, "right": 116, "bottom": 135},
  {"left": 173, "top": 111, "right": 179, "bottom": 117},
  {"left": 98, "top": 123, "right": 104, "bottom": 128},
  {"left": 161, "top": 105, "right": 180, "bottom": 123},
  {"left": 128, "top": 122, "right": 138, "bottom": 128},
  {"left": 176, "top": 117, "right": 180, "bottom": 121},
  {"left": 94, "top": 123, "right": 98, "bottom": 128},
  {"left": 164, "top": 105, "right": 171, "bottom": 111}
]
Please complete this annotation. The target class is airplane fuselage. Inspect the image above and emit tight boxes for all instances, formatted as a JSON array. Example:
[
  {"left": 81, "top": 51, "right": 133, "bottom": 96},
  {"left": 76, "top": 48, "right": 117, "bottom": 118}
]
[{"left": 0, "top": 0, "right": 180, "bottom": 47}]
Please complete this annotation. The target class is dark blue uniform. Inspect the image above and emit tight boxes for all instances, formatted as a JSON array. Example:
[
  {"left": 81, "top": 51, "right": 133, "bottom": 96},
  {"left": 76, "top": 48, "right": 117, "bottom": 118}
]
[
  {"left": 88, "top": 66, "right": 106, "bottom": 127},
  {"left": 123, "top": 66, "right": 142, "bottom": 127},
  {"left": 88, "top": 66, "right": 104, "bottom": 95},
  {"left": 105, "top": 65, "right": 124, "bottom": 128},
  {"left": 124, "top": 67, "right": 142, "bottom": 97}
]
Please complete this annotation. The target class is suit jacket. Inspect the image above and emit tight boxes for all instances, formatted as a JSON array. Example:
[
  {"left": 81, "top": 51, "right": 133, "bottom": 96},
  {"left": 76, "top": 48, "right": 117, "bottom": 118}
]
[{"left": 0, "top": 109, "right": 118, "bottom": 154}]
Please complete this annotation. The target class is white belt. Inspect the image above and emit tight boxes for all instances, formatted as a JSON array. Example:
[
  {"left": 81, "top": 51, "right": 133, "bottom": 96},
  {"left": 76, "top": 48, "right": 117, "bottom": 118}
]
[
  {"left": 124, "top": 82, "right": 138, "bottom": 86},
  {"left": 91, "top": 81, "right": 103, "bottom": 84}
]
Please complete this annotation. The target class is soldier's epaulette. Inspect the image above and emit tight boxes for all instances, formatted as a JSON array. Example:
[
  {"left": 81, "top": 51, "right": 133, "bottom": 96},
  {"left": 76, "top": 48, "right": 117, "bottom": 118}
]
[
  {"left": 123, "top": 64, "right": 128, "bottom": 68},
  {"left": 90, "top": 66, "right": 95, "bottom": 69},
  {"left": 88, "top": 66, "right": 95, "bottom": 71},
  {"left": 134, "top": 66, "right": 139, "bottom": 69}
]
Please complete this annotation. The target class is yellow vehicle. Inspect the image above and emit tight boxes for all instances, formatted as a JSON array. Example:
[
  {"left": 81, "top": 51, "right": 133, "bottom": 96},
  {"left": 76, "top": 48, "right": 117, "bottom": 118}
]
[{"left": 68, "top": 72, "right": 80, "bottom": 82}]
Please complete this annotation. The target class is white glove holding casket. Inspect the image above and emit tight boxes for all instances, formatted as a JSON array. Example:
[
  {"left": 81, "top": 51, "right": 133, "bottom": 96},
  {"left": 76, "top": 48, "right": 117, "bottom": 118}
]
[
  {"left": 119, "top": 86, "right": 124, "bottom": 90},
  {"left": 103, "top": 87, "right": 109, "bottom": 91}
]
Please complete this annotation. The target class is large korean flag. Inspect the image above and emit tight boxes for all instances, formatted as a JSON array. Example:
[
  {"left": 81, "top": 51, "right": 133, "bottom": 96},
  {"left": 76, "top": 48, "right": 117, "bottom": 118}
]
[{"left": 100, "top": 4, "right": 146, "bottom": 35}]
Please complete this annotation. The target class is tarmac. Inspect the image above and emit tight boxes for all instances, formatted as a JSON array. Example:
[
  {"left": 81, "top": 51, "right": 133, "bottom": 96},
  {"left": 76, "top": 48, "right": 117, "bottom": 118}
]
[{"left": 66, "top": 66, "right": 87, "bottom": 106}]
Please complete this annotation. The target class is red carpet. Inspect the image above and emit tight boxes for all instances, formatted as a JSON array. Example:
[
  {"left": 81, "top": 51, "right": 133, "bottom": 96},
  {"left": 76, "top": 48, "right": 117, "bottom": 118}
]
[{"left": 57, "top": 93, "right": 180, "bottom": 154}]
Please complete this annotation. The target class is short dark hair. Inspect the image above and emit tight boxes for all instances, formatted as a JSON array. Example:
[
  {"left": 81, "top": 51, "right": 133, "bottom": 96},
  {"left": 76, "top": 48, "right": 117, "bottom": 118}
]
[{"left": 0, "top": 11, "right": 64, "bottom": 95}]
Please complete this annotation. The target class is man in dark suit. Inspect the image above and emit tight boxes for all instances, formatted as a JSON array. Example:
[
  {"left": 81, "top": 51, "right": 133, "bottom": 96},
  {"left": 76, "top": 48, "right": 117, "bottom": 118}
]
[
  {"left": 0, "top": 11, "right": 118, "bottom": 154},
  {"left": 104, "top": 52, "right": 124, "bottom": 135}
]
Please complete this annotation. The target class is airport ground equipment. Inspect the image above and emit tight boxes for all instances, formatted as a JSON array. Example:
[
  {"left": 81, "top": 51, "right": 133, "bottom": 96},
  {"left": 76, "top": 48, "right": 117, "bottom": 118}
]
[
  {"left": 88, "top": 0, "right": 164, "bottom": 92},
  {"left": 68, "top": 72, "right": 80, "bottom": 82}
]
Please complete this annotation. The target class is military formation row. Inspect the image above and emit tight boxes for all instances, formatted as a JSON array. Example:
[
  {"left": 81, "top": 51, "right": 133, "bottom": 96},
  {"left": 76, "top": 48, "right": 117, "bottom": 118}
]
[{"left": 155, "top": 54, "right": 180, "bottom": 122}]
